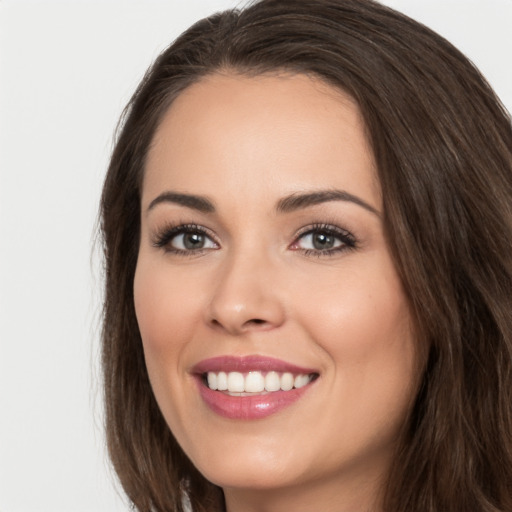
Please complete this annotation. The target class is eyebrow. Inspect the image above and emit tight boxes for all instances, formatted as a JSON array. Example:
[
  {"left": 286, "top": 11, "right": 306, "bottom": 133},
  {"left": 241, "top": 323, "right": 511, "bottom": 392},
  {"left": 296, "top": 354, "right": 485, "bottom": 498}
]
[
  {"left": 276, "top": 189, "right": 380, "bottom": 216},
  {"left": 147, "top": 192, "right": 215, "bottom": 213},
  {"left": 146, "top": 189, "right": 380, "bottom": 216}
]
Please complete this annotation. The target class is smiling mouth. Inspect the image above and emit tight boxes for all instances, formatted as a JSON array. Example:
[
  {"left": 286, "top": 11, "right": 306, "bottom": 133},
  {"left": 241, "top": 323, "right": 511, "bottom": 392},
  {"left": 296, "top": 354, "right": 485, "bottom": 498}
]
[
  {"left": 193, "top": 355, "right": 319, "bottom": 419},
  {"left": 202, "top": 370, "right": 319, "bottom": 395}
]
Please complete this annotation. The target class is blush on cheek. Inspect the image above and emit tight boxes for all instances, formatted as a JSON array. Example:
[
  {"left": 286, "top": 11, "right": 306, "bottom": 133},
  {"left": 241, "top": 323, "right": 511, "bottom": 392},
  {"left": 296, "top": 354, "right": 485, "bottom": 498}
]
[
  {"left": 134, "top": 263, "right": 204, "bottom": 356},
  {"left": 299, "top": 281, "right": 413, "bottom": 366},
  {"left": 134, "top": 266, "right": 171, "bottom": 355}
]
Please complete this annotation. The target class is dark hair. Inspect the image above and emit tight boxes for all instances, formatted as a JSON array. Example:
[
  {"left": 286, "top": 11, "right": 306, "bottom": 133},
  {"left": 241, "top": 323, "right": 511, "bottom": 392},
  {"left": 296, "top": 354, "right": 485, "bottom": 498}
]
[{"left": 100, "top": 1, "right": 512, "bottom": 510}]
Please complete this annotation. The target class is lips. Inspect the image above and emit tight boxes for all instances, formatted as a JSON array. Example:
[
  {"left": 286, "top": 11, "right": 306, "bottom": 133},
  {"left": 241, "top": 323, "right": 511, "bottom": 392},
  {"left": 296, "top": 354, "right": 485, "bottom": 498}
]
[{"left": 192, "top": 356, "right": 319, "bottom": 420}]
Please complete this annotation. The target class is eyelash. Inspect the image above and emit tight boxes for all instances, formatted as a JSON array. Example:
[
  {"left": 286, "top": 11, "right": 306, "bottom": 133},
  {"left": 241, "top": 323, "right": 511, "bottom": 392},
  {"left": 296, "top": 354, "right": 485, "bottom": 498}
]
[
  {"left": 151, "top": 223, "right": 219, "bottom": 256},
  {"left": 151, "top": 222, "right": 357, "bottom": 257},
  {"left": 291, "top": 223, "right": 357, "bottom": 257}
]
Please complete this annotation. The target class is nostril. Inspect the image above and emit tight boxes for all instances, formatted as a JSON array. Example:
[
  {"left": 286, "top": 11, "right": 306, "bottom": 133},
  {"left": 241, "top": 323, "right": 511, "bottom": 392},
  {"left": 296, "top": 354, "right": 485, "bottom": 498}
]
[
  {"left": 241, "top": 318, "right": 272, "bottom": 331},
  {"left": 244, "top": 318, "right": 268, "bottom": 327}
]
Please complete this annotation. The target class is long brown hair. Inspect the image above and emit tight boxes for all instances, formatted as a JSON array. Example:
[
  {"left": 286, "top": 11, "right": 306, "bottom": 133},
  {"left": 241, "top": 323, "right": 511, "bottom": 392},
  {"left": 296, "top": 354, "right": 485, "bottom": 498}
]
[{"left": 100, "top": 1, "right": 512, "bottom": 510}]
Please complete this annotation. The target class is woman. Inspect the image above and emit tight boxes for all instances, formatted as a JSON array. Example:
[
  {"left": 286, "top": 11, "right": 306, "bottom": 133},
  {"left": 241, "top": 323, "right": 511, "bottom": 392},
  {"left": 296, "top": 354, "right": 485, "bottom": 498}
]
[{"left": 99, "top": 0, "right": 512, "bottom": 510}]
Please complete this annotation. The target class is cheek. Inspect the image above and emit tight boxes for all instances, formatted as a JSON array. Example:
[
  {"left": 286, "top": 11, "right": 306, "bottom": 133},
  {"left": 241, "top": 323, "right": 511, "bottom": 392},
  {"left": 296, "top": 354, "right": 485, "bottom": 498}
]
[
  {"left": 133, "top": 259, "right": 205, "bottom": 356},
  {"left": 297, "top": 263, "right": 408, "bottom": 337},
  {"left": 294, "top": 263, "right": 416, "bottom": 400},
  {"left": 133, "top": 258, "right": 206, "bottom": 434},
  {"left": 294, "top": 269, "right": 416, "bottom": 463}
]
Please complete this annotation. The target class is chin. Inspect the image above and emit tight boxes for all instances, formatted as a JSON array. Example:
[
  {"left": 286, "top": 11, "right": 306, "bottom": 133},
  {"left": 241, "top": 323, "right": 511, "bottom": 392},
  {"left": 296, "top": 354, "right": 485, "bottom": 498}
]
[
  {"left": 181, "top": 429, "right": 308, "bottom": 490},
  {"left": 198, "top": 458, "right": 304, "bottom": 491}
]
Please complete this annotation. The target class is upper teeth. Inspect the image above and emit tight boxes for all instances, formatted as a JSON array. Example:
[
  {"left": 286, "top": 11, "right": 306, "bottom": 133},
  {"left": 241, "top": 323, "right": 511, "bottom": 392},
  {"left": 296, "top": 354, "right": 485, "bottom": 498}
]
[{"left": 206, "top": 371, "right": 313, "bottom": 393}]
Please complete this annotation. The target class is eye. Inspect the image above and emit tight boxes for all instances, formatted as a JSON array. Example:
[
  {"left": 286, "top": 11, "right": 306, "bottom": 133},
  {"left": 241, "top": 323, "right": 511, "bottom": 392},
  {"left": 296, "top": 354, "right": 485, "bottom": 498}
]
[
  {"left": 171, "top": 231, "right": 217, "bottom": 251},
  {"left": 290, "top": 224, "right": 356, "bottom": 256},
  {"left": 152, "top": 224, "right": 218, "bottom": 255}
]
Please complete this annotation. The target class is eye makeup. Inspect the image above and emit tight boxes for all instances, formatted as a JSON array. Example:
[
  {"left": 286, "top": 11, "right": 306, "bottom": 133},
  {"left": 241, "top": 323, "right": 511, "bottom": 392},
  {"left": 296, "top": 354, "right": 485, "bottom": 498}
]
[
  {"left": 151, "top": 222, "right": 219, "bottom": 256},
  {"left": 290, "top": 222, "right": 357, "bottom": 258},
  {"left": 150, "top": 217, "right": 358, "bottom": 259}
]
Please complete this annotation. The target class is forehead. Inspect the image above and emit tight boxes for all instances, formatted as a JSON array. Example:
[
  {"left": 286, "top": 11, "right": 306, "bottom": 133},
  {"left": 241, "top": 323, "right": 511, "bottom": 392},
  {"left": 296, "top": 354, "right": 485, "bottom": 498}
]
[{"left": 143, "top": 72, "right": 380, "bottom": 212}]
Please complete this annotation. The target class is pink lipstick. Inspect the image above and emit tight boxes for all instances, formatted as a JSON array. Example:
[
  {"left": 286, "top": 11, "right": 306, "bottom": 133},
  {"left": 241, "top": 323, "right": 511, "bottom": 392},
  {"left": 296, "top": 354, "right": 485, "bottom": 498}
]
[{"left": 192, "top": 355, "right": 318, "bottom": 420}]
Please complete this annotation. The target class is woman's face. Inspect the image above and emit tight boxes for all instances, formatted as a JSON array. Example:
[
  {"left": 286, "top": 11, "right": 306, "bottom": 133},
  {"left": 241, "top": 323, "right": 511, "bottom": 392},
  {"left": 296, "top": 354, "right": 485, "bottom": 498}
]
[{"left": 134, "top": 73, "right": 417, "bottom": 508}]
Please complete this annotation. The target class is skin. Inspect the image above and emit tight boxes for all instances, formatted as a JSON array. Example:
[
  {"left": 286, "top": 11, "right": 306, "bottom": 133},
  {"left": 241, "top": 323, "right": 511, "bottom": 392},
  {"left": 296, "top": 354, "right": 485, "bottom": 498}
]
[{"left": 134, "top": 73, "right": 417, "bottom": 512}]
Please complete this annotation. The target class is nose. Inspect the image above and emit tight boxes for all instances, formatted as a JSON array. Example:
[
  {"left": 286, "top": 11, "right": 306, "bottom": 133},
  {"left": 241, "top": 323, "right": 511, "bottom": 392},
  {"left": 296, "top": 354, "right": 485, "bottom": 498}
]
[{"left": 206, "top": 251, "right": 286, "bottom": 335}]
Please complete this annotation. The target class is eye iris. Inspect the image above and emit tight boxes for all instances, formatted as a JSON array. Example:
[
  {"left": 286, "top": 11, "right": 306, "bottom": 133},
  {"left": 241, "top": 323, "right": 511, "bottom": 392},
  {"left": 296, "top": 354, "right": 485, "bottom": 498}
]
[
  {"left": 312, "top": 232, "right": 335, "bottom": 250},
  {"left": 183, "top": 232, "right": 205, "bottom": 250}
]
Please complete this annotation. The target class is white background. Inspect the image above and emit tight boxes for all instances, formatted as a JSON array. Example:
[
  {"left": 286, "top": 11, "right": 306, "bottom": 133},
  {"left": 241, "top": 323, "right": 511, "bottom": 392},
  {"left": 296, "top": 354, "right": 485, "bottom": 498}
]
[{"left": 0, "top": 1, "right": 511, "bottom": 511}]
